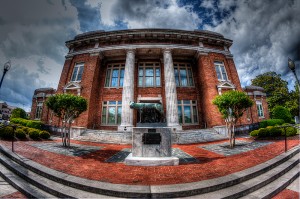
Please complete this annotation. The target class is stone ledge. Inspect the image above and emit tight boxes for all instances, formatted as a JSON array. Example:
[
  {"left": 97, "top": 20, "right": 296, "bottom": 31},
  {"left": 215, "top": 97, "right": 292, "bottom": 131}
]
[{"left": 124, "top": 153, "right": 179, "bottom": 166}]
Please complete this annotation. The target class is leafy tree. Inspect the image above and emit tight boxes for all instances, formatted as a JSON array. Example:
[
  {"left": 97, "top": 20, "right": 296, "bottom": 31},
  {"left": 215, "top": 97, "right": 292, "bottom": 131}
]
[
  {"left": 213, "top": 90, "right": 253, "bottom": 148},
  {"left": 46, "top": 94, "right": 88, "bottom": 147},
  {"left": 251, "top": 72, "right": 288, "bottom": 96},
  {"left": 10, "top": 108, "right": 27, "bottom": 119},
  {"left": 272, "top": 106, "right": 292, "bottom": 123},
  {"left": 251, "top": 71, "right": 298, "bottom": 117}
]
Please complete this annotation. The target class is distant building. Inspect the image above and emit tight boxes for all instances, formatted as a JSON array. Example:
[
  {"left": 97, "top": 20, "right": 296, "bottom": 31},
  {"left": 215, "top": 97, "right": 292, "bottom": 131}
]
[
  {"left": 0, "top": 101, "right": 16, "bottom": 120},
  {"left": 30, "top": 88, "right": 56, "bottom": 123},
  {"left": 30, "top": 29, "right": 269, "bottom": 131}
]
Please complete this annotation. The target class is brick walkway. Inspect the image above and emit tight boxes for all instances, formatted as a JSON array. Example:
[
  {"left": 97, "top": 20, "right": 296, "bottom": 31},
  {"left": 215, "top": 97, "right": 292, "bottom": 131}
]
[{"left": 0, "top": 136, "right": 299, "bottom": 186}]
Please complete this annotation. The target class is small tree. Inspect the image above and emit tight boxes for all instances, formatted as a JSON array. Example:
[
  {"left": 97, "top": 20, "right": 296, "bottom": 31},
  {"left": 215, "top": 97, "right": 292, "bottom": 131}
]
[
  {"left": 46, "top": 94, "right": 87, "bottom": 147},
  {"left": 272, "top": 105, "right": 292, "bottom": 123},
  {"left": 10, "top": 108, "right": 27, "bottom": 119},
  {"left": 213, "top": 90, "right": 253, "bottom": 148}
]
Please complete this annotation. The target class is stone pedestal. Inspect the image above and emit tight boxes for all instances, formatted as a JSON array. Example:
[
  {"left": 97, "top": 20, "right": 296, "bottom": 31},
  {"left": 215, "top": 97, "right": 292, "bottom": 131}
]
[{"left": 125, "top": 127, "right": 179, "bottom": 166}]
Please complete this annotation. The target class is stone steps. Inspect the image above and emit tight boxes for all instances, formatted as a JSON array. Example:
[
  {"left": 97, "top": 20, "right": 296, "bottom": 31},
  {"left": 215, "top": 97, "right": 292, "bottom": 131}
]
[{"left": 0, "top": 144, "right": 298, "bottom": 198}]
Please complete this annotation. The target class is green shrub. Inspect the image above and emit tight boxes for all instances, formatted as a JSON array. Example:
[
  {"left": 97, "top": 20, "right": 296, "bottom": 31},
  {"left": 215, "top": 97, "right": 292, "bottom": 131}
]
[
  {"left": 258, "top": 128, "right": 269, "bottom": 137},
  {"left": 269, "top": 127, "right": 283, "bottom": 137},
  {"left": 22, "top": 127, "right": 30, "bottom": 134},
  {"left": 39, "top": 131, "right": 50, "bottom": 139},
  {"left": 15, "top": 128, "right": 26, "bottom": 139},
  {"left": 250, "top": 130, "right": 259, "bottom": 137},
  {"left": 284, "top": 127, "right": 297, "bottom": 137},
  {"left": 28, "top": 129, "right": 40, "bottom": 139},
  {"left": 0, "top": 126, "right": 14, "bottom": 139},
  {"left": 26, "top": 120, "right": 42, "bottom": 129},
  {"left": 259, "top": 120, "right": 268, "bottom": 128},
  {"left": 272, "top": 106, "right": 292, "bottom": 123}
]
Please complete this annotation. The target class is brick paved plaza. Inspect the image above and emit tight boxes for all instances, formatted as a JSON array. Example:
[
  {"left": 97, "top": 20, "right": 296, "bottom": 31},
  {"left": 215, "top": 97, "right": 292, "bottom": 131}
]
[{"left": 0, "top": 135, "right": 299, "bottom": 198}]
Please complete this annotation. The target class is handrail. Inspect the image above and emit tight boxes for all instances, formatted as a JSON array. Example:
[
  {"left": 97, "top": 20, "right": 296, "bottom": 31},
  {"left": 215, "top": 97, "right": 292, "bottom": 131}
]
[{"left": 277, "top": 124, "right": 299, "bottom": 152}]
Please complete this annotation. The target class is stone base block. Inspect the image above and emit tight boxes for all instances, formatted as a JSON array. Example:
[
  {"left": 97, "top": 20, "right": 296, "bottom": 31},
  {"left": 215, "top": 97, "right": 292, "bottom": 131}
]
[{"left": 124, "top": 153, "right": 179, "bottom": 166}]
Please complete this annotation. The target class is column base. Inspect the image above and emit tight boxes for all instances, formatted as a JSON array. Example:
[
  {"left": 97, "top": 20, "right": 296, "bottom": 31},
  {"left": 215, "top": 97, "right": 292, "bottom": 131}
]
[
  {"left": 167, "top": 124, "right": 182, "bottom": 131},
  {"left": 118, "top": 125, "right": 133, "bottom": 132}
]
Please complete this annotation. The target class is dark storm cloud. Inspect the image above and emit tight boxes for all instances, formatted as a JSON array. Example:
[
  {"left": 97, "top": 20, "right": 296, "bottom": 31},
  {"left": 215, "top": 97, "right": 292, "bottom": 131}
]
[{"left": 0, "top": 0, "right": 80, "bottom": 110}]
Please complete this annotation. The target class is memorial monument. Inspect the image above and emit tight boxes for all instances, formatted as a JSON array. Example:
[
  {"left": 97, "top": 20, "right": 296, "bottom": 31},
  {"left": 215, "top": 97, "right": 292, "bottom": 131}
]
[{"left": 124, "top": 102, "right": 179, "bottom": 166}]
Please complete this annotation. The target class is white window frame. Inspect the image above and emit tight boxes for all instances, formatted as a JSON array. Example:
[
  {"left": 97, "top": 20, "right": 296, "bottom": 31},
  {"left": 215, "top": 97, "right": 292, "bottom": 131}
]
[
  {"left": 101, "top": 101, "right": 122, "bottom": 125},
  {"left": 214, "top": 61, "right": 228, "bottom": 81},
  {"left": 35, "top": 102, "right": 43, "bottom": 120},
  {"left": 256, "top": 101, "right": 264, "bottom": 118},
  {"left": 105, "top": 63, "right": 125, "bottom": 88},
  {"left": 174, "top": 63, "right": 194, "bottom": 87},
  {"left": 177, "top": 100, "right": 199, "bottom": 125},
  {"left": 71, "top": 63, "right": 84, "bottom": 82},
  {"left": 138, "top": 62, "right": 161, "bottom": 87}
]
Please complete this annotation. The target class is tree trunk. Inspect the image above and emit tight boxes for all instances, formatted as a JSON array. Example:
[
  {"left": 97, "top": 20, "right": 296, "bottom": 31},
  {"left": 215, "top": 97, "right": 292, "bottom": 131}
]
[{"left": 232, "top": 124, "right": 235, "bottom": 147}]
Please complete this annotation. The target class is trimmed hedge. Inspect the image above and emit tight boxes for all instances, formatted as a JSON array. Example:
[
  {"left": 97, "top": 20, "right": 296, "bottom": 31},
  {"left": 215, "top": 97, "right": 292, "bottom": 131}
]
[
  {"left": 0, "top": 126, "right": 14, "bottom": 139},
  {"left": 259, "top": 119, "right": 285, "bottom": 128},
  {"left": 250, "top": 126, "right": 296, "bottom": 137},
  {"left": 39, "top": 131, "right": 50, "bottom": 139},
  {"left": 272, "top": 106, "right": 292, "bottom": 123},
  {"left": 10, "top": 118, "right": 43, "bottom": 130},
  {"left": 28, "top": 129, "right": 40, "bottom": 139},
  {"left": 15, "top": 128, "right": 26, "bottom": 139}
]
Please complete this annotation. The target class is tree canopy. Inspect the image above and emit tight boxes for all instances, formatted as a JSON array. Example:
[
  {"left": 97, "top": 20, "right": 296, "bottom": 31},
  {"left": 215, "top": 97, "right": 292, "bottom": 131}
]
[
  {"left": 213, "top": 90, "right": 253, "bottom": 148},
  {"left": 213, "top": 90, "right": 253, "bottom": 121},
  {"left": 251, "top": 71, "right": 299, "bottom": 117},
  {"left": 10, "top": 108, "right": 27, "bottom": 119},
  {"left": 46, "top": 94, "right": 88, "bottom": 121},
  {"left": 46, "top": 93, "right": 88, "bottom": 147}
]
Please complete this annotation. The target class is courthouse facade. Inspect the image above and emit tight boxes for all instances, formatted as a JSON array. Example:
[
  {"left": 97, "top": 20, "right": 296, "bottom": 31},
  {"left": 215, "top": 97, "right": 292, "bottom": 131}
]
[{"left": 31, "top": 29, "right": 269, "bottom": 131}]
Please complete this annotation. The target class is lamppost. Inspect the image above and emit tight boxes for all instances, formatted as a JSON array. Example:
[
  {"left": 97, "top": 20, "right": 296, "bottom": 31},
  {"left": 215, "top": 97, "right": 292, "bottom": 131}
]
[
  {"left": 0, "top": 61, "right": 11, "bottom": 89},
  {"left": 288, "top": 58, "right": 300, "bottom": 123}
]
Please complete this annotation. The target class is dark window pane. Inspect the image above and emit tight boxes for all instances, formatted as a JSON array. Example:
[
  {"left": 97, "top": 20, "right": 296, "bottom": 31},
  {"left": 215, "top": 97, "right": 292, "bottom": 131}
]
[
  {"left": 102, "top": 107, "right": 107, "bottom": 124},
  {"left": 175, "top": 77, "right": 179, "bottom": 86},
  {"left": 178, "top": 106, "right": 182, "bottom": 123},
  {"left": 184, "top": 106, "right": 191, "bottom": 123},
  {"left": 109, "top": 101, "right": 116, "bottom": 105},
  {"left": 120, "top": 69, "right": 125, "bottom": 77},
  {"left": 183, "top": 100, "right": 190, "bottom": 104},
  {"left": 71, "top": 66, "right": 78, "bottom": 81},
  {"left": 117, "top": 107, "right": 122, "bottom": 124},
  {"left": 193, "top": 106, "right": 198, "bottom": 123},
  {"left": 105, "top": 69, "right": 111, "bottom": 87},
  {"left": 119, "top": 77, "right": 124, "bottom": 87},
  {"left": 77, "top": 65, "right": 84, "bottom": 81},
  {"left": 138, "top": 77, "right": 143, "bottom": 86},
  {"left": 139, "top": 68, "right": 143, "bottom": 76}
]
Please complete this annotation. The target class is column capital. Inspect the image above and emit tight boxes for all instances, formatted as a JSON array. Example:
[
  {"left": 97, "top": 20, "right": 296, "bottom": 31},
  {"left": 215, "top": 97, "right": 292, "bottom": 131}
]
[
  {"left": 194, "top": 51, "right": 208, "bottom": 59},
  {"left": 162, "top": 48, "right": 172, "bottom": 54},
  {"left": 126, "top": 48, "right": 136, "bottom": 54}
]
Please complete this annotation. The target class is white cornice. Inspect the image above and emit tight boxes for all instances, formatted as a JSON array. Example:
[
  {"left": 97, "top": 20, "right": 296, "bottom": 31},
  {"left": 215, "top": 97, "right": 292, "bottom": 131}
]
[{"left": 66, "top": 44, "right": 233, "bottom": 58}]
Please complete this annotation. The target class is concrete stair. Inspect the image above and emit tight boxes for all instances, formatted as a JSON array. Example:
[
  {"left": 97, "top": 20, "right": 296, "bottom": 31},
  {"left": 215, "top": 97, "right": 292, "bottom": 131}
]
[{"left": 0, "top": 144, "right": 299, "bottom": 198}]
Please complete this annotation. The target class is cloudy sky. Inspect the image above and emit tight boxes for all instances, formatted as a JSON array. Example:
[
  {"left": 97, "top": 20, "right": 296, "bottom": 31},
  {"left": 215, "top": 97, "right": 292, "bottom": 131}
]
[{"left": 0, "top": 0, "right": 299, "bottom": 111}]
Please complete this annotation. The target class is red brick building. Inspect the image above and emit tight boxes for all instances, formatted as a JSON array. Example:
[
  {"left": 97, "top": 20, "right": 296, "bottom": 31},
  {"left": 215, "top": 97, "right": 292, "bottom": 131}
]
[{"left": 31, "top": 29, "right": 269, "bottom": 131}]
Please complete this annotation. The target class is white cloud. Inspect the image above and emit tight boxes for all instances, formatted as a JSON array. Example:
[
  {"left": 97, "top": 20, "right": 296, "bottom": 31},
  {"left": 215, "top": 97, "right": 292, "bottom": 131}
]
[
  {"left": 205, "top": 0, "right": 300, "bottom": 90},
  {"left": 96, "top": 0, "right": 202, "bottom": 29}
]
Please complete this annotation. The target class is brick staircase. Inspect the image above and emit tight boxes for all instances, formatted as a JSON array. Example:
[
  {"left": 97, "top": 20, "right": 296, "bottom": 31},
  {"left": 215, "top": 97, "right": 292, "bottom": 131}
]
[{"left": 0, "top": 144, "right": 298, "bottom": 198}]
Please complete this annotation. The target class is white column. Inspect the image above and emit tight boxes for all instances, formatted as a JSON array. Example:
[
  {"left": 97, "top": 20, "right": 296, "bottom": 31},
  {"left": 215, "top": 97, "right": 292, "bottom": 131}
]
[
  {"left": 118, "top": 49, "right": 135, "bottom": 131},
  {"left": 163, "top": 49, "right": 182, "bottom": 130}
]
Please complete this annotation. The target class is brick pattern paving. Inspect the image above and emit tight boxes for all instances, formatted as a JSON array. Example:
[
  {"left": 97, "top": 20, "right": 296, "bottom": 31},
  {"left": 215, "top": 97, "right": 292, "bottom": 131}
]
[
  {"left": 272, "top": 189, "right": 299, "bottom": 199},
  {"left": 30, "top": 142, "right": 102, "bottom": 156},
  {"left": 0, "top": 191, "right": 27, "bottom": 199},
  {"left": 0, "top": 137, "right": 299, "bottom": 185},
  {"left": 200, "top": 140, "right": 273, "bottom": 156}
]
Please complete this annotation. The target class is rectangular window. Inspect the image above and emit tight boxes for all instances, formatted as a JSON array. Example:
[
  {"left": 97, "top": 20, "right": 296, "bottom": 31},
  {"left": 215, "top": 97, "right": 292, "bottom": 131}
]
[
  {"left": 105, "top": 64, "right": 125, "bottom": 88},
  {"left": 174, "top": 63, "right": 194, "bottom": 87},
  {"left": 35, "top": 102, "right": 43, "bottom": 119},
  {"left": 71, "top": 63, "right": 84, "bottom": 82},
  {"left": 214, "top": 61, "right": 228, "bottom": 81},
  {"left": 102, "top": 101, "right": 122, "bottom": 125},
  {"left": 138, "top": 63, "right": 161, "bottom": 87},
  {"left": 177, "top": 100, "right": 198, "bottom": 125},
  {"left": 256, "top": 101, "right": 264, "bottom": 117}
]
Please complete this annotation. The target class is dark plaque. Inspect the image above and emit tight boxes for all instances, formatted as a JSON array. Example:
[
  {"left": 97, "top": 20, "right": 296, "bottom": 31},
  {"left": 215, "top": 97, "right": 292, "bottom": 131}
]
[{"left": 142, "top": 132, "right": 161, "bottom": 144}]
